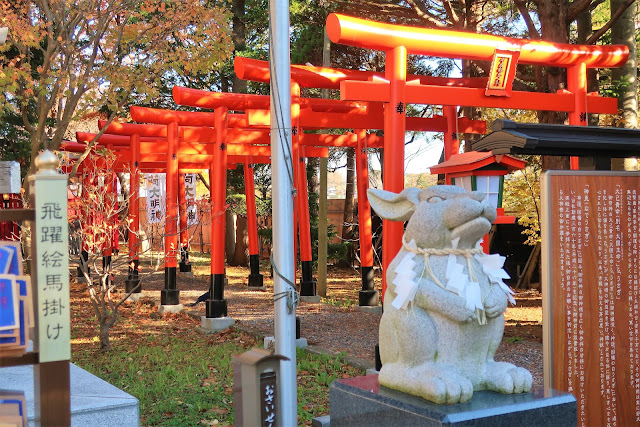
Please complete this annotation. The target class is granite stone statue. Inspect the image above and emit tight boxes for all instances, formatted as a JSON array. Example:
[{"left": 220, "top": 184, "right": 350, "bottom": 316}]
[{"left": 367, "top": 185, "right": 533, "bottom": 404}]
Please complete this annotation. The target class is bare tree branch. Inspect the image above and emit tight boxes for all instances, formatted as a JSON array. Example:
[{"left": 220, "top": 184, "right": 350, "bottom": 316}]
[
  {"left": 586, "top": 0, "right": 636, "bottom": 44},
  {"left": 514, "top": 0, "right": 540, "bottom": 38},
  {"left": 441, "top": 0, "right": 461, "bottom": 27},
  {"left": 404, "top": 0, "right": 451, "bottom": 27},
  {"left": 567, "top": 0, "right": 597, "bottom": 22}
]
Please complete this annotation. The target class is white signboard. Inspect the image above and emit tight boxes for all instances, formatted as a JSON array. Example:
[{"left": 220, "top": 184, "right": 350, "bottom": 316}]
[
  {"left": 184, "top": 173, "right": 198, "bottom": 226},
  {"left": 145, "top": 174, "right": 165, "bottom": 224},
  {"left": 33, "top": 175, "right": 70, "bottom": 362}
]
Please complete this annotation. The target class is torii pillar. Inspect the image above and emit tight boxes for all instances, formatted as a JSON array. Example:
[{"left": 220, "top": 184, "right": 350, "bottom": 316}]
[
  {"left": 125, "top": 134, "right": 142, "bottom": 295},
  {"left": 355, "top": 130, "right": 377, "bottom": 306},
  {"left": 381, "top": 46, "right": 407, "bottom": 298},
  {"left": 444, "top": 105, "right": 460, "bottom": 164},
  {"left": 205, "top": 107, "right": 232, "bottom": 321},
  {"left": 160, "top": 121, "right": 180, "bottom": 309},
  {"left": 178, "top": 173, "right": 192, "bottom": 273},
  {"left": 244, "top": 162, "right": 264, "bottom": 288},
  {"left": 297, "top": 145, "right": 317, "bottom": 297}
]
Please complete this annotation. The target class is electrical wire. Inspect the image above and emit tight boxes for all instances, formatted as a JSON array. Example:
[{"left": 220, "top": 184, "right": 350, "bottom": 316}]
[
  {"left": 267, "top": 16, "right": 299, "bottom": 315},
  {"left": 267, "top": 19, "right": 296, "bottom": 194},
  {"left": 270, "top": 253, "right": 300, "bottom": 314}
]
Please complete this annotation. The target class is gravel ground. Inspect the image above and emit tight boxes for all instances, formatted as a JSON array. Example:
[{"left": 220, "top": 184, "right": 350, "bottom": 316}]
[{"left": 120, "top": 263, "right": 544, "bottom": 390}]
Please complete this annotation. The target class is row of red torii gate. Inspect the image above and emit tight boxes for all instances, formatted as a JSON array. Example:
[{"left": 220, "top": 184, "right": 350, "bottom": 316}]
[{"left": 61, "top": 14, "right": 628, "bottom": 320}]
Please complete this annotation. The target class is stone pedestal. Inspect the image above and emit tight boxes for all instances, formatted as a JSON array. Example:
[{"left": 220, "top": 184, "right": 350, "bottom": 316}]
[
  {"left": 329, "top": 375, "right": 576, "bottom": 427},
  {"left": 353, "top": 305, "right": 382, "bottom": 315},
  {"left": 0, "top": 362, "right": 138, "bottom": 427},
  {"left": 125, "top": 292, "right": 144, "bottom": 303},
  {"left": 199, "top": 316, "right": 235, "bottom": 333},
  {"left": 158, "top": 304, "right": 183, "bottom": 315}
]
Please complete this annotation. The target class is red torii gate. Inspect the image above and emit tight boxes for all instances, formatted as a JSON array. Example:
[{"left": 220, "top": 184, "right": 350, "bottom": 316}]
[
  {"left": 170, "top": 87, "right": 384, "bottom": 299},
  {"left": 325, "top": 13, "right": 629, "bottom": 298},
  {"left": 92, "top": 118, "right": 327, "bottom": 293},
  {"left": 125, "top": 105, "right": 333, "bottom": 318},
  {"left": 65, "top": 131, "right": 276, "bottom": 298},
  {"left": 233, "top": 57, "right": 488, "bottom": 304}
]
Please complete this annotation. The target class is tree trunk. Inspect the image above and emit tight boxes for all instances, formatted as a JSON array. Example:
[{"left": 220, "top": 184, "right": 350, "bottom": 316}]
[
  {"left": 225, "top": 210, "right": 236, "bottom": 263},
  {"left": 611, "top": 1, "right": 639, "bottom": 171},
  {"left": 577, "top": 8, "right": 600, "bottom": 126},
  {"left": 230, "top": 215, "right": 249, "bottom": 266},
  {"left": 116, "top": 172, "right": 129, "bottom": 242},
  {"left": 99, "top": 323, "right": 111, "bottom": 352},
  {"left": 232, "top": 0, "right": 247, "bottom": 95},
  {"left": 611, "top": 0, "right": 638, "bottom": 130},
  {"left": 308, "top": 157, "right": 320, "bottom": 197},
  {"left": 342, "top": 148, "right": 356, "bottom": 264},
  {"left": 460, "top": 2, "right": 483, "bottom": 151},
  {"left": 516, "top": 242, "right": 541, "bottom": 290},
  {"left": 536, "top": 0, "right": 570, "bottom": 169}
]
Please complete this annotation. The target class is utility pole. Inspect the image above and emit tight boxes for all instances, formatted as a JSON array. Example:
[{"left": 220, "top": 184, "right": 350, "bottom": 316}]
[{"left": 269, "top": 0, "right": 297, "bottom": 424}]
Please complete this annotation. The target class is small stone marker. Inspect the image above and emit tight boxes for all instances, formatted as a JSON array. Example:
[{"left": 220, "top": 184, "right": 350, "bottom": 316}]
[
  {"left": 0, "top": 161, "right": 21, "bottom": 194},
  {"left": 233, "top": 347, "right": 288, "bottom": 427}
]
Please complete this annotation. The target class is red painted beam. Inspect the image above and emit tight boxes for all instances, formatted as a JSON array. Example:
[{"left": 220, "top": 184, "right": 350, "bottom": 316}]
[
  {"left": 247, "top": 109, "right": 486, "bottom": 133},
  {"left": 326, "top": 13, "right": 628, "bottom": 68},
  {"left": 126, "top": 107, "right": 248, "bottom": 127},
  {"left": 340, "top": 81, "right": 619, "bottom": 114},
  {"left": 234, "top": 56, "right": 488, "bottom": 89},
  {"left": 79, "top": 128, "right": 272, "bottom": 145},
  {"left": 70, "top": 133, "right": 328, "bottom": 157},
  {"left": 172, "top": 85, "right": 367, "bottom": 113}
]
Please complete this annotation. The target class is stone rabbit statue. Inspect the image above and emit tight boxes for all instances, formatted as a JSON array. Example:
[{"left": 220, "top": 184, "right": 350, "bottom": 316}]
[{"left": 367, "top": 185, "right": 532, "bottom": 404}]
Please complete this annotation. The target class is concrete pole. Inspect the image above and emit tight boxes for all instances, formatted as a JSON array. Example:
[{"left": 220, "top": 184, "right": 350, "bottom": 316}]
[{"left": 269, "top": 0, "right": 297, "bottom": 423}]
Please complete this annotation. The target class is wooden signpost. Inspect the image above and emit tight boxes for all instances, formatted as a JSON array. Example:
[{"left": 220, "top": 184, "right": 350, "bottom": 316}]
[{"left": 542, "top": 171, "right": 640, "bottom": 426}]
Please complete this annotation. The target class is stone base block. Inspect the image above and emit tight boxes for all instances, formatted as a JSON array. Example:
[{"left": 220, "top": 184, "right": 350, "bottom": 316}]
[
  {"left": 178, "top": 270, "right": 194, "bottom": 277},
  {"left": 312, "top": 415, "right": 331, "bottom": 427},
  {"left": 199, "top": 316, "right": 235, "bottom": 332},
  {"left": 0, "top": 362, "right": 139, "bottom": 427},
  {"left": 158, "top": 304, "right": 184, "bottom": 315},
  {"left": 248, "top": 273, "right": 264, "bottom": 288},
  {"left": 365, "top": 368, "right": 379, "bottom": 376},
  {"left": 330, "top": 375, "right": 576, "bottom": 427},
  {"left": 125, "top": 292, "right": 144, "bottom": 303},
  {"left": 300, "top": 279, "right": 317, "bottom": 297},
  {"left": 160, "top": 288, "right": 180, "bottom": 306},
  {"left": 353, "top": 305, "right": 382, "bottom": 315},
  {"left": 300, "top": 295, "right": 321, "bottom": 303},
  {"left": 358, "top": 289, "right": 379, "bottom": 307},
  {"left": 263, "top": 336, "right": 308, "bottom": 349}
]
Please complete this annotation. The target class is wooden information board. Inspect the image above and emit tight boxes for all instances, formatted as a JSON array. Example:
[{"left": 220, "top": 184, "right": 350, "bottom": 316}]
[{"left": 542, "top": 171, "right": 640, "bottom": 427}]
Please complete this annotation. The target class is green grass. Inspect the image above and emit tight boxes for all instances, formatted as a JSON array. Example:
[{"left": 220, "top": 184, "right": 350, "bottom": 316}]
[
  {"left": 72, "top": 330, "right": 363, "bottom": 426},
  {"left": 321, "top": 296, "right": 355, "bottom": 308}
]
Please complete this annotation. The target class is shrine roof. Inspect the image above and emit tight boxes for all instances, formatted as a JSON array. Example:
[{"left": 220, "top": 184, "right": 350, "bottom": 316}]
[
  {"left": 472, "top": 119, "right": 640, "bottom": 158},
  {"left": 429, "top": 151, "right": 525, "bottom": 174}
]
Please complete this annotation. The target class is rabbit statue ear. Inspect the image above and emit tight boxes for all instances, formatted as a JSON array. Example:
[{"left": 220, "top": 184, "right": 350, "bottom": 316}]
[{"left": 367, "top": 187, "right": 421, "bottom": 222}]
